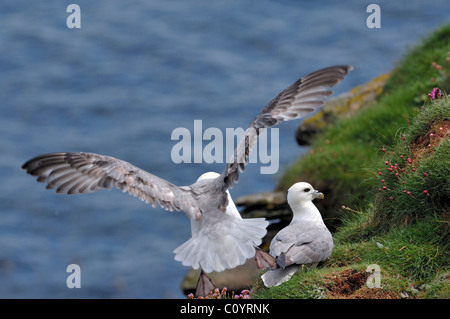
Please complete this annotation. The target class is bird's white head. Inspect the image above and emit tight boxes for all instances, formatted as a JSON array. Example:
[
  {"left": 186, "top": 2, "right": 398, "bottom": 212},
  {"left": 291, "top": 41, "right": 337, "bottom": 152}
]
[
  {"left": 287, "top": 182, "right": 324, "bottom": 208},
  {"left": 196, "top": 171, "right": 220, "bottom": 182}
]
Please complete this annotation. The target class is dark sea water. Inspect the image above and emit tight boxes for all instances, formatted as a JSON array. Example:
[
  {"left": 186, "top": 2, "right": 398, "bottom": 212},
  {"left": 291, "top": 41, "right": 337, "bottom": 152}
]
[{"left": 0, "top": 0, "right": 448, "bottom": 298}]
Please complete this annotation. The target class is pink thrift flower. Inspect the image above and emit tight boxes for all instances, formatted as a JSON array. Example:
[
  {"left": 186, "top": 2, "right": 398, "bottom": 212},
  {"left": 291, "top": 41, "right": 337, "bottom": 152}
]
[{"left": 428, "top": 87, "right": 442, "bottom": 100}]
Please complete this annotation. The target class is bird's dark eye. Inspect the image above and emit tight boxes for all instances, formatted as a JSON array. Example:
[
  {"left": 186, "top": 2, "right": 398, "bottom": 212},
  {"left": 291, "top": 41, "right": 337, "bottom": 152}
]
[{"left": 304, "top": 188, "right": 310, "bottom": 192}]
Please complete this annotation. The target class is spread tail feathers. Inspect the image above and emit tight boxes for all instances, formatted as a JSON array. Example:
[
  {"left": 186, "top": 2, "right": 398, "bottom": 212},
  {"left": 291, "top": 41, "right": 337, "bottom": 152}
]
[
  {"left": 261, "top": 265, "right": 300, "bottom": 287},
  {"left": 174, "top": 217, "right": 268, "bottom": 273}
]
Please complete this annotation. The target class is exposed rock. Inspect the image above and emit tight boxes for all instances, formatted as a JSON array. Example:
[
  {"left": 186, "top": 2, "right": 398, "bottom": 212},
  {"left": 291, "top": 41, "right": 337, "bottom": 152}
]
[
  {"left": 235, "top": 191, "right": 289, "bottom": 220},
  {"left": 234, "top": 191, "right": 287, "bottom": 207},
  {"left": 296, "top": 73, "right": 391, "bottom": 145}
]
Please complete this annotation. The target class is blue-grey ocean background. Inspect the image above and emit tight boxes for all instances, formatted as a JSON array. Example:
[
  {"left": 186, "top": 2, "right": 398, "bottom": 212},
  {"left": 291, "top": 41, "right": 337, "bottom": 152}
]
[{"left": 0, "top": 0, "right": 448, "bottom": 298}]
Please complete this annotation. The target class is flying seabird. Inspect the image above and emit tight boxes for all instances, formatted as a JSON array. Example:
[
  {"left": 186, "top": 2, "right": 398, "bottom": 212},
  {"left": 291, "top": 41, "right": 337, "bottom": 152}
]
[
  {"left": 261, "top": 182, "right": 333, "bottom": 287},
  {"left": 22, "top": 65, "right": 351, "bottom": 295}
]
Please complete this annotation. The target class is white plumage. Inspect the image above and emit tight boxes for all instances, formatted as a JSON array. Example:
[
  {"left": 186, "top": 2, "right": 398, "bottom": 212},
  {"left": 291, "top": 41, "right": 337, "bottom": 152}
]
[
  {"left": 174, "top": 172, "right": 268, "bottom": 273},
  {"left": 261, "top": 182, "right": 333, "bottom": 287},
  {"left": 22, "top": 66, "right": 351, "bottom": 278}
]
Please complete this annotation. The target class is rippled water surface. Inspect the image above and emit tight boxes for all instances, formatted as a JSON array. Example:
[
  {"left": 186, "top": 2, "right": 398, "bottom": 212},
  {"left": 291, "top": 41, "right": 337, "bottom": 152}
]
[{"left": 0, "top": 0, "right": 448, "bottom": 298}]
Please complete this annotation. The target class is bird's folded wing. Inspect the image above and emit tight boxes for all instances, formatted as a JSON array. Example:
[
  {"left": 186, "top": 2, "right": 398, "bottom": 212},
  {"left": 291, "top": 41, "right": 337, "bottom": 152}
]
[
  {"left": 280, "top": 227, "right": 334, "bottom": 268},
  {"left": 22, "top": 152, "right": 202, "bottom": 219},
  {"left": 278, "top": 243, "right": 317, "bottom": 268},
  {"left": 270, "top": 225, "right": 319, "bottom": 268}
]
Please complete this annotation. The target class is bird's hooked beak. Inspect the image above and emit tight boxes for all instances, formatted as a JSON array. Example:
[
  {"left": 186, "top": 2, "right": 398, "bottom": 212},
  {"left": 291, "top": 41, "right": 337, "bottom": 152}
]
[{"left": 313, "top": 190, "right": 324, "bottom": 200}]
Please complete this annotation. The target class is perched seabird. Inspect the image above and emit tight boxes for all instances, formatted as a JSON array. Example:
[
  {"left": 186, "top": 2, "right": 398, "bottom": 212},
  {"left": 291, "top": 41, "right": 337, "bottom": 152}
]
[
  {"left": 22, "top": 66, "right": 351, "bottom": 294},
  {"left": 261, "top": 182, "right": 333, "bottom": 287}
]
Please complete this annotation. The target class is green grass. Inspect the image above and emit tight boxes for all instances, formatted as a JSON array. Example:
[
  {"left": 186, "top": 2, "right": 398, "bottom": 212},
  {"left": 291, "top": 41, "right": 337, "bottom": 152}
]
[
  {"left": 252, "top": 25, "right": 450, "bottom": 299},
  {"left": 372, "top": 98, "right": 449, "bottom": 228},
  {"left": 251, "top": 266, "right": 332, "bottom": 299},
  {"left": 276, "top": 24, "right": 450, "bottom": 219}
]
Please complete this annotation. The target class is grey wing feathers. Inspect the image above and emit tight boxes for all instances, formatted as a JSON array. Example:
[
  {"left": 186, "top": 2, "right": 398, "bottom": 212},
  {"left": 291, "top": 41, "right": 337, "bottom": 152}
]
[
  {"left": 21, "top": 152, "right": 202, "bottom": 219},
  {"left": 251, "top": 65, "right": 352, "bottom": 129},
  {"left": 271, "top": 224, "right": 333, "bottom": 269},
  {"left": 222, "top": 65, "right": 352, "bottom": 188}
]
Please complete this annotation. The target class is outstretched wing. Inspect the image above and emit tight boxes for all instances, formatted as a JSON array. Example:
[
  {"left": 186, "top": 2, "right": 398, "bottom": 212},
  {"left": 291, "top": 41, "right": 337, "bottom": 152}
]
[
  {"left": 220, "top": 65, "right": 352, "bottom": 188},
  {"left": 22, "top": 152, "right": 202, "bottom": 220}
]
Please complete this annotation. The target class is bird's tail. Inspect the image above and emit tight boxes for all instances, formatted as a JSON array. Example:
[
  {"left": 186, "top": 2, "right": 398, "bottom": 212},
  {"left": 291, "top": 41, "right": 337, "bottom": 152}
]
[
  {"left": 261, "top": 265, "right": 300, "bottom": 287},
  {"left": 173, "top": 217, "right": 268, "bottom": 273}
]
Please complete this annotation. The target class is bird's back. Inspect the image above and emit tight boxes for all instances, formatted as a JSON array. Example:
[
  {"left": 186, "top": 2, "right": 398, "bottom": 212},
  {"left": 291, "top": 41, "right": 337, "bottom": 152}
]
[{"left": 269, "top": 220, "right": 333, "bottom": 265}]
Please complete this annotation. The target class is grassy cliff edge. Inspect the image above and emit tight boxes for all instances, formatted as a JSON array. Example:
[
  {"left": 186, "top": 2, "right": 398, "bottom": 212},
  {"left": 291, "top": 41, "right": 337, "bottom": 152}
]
[{"left": 252, "top": 24, "right": 450, "bottom": 299}]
